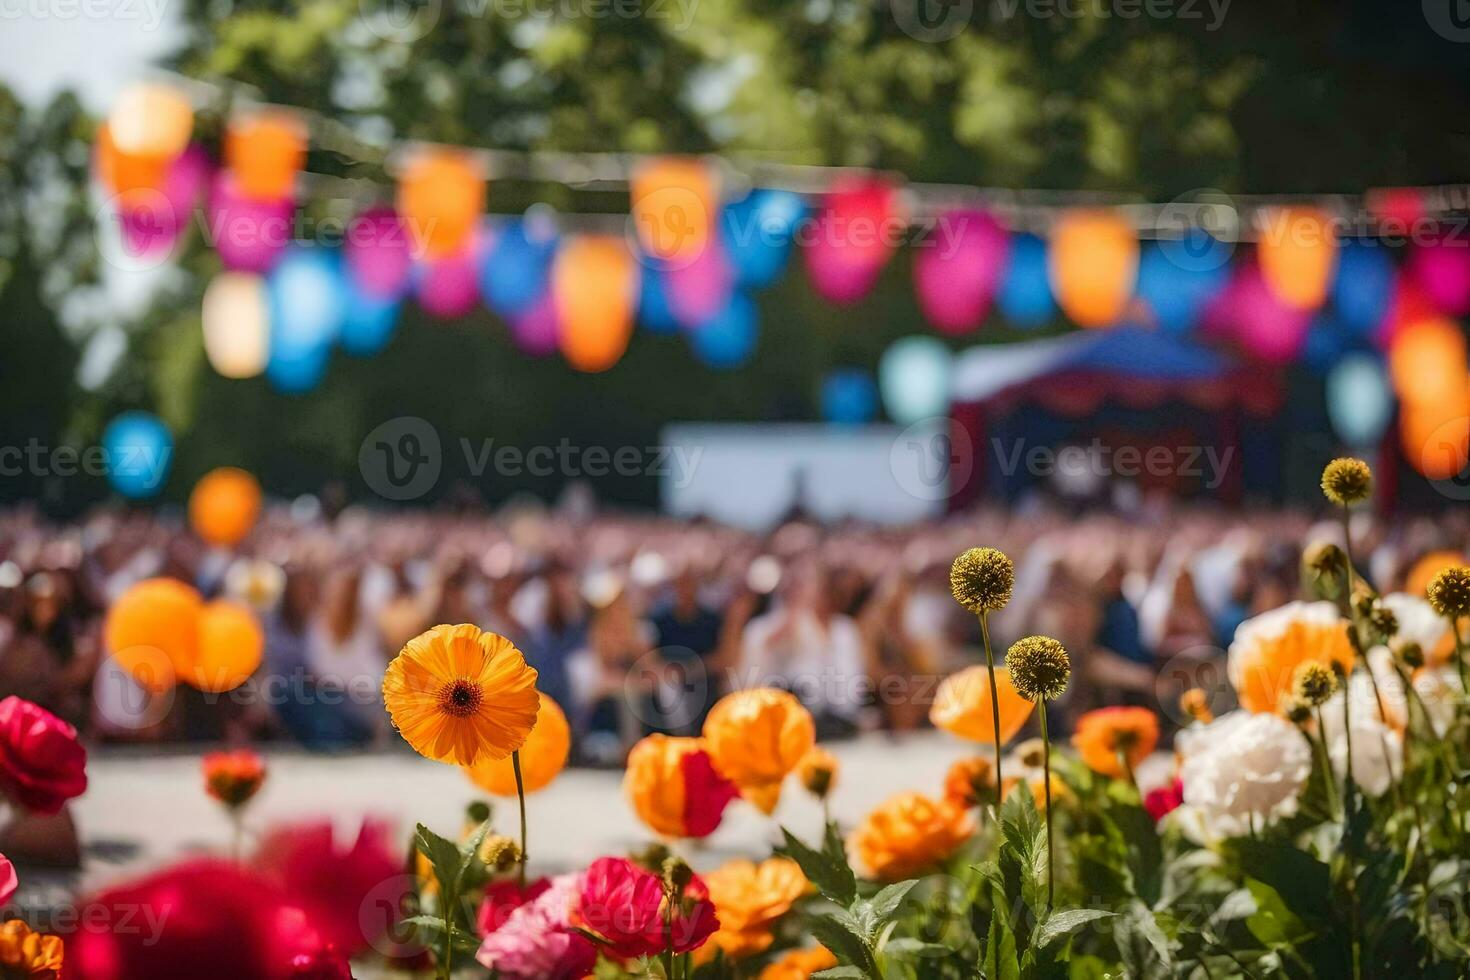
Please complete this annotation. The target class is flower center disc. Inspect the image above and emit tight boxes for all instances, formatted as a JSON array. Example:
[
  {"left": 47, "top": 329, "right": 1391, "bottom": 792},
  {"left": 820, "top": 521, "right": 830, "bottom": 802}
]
[{"left": 438, "top": 679, "right": 483, "bottom": 718}]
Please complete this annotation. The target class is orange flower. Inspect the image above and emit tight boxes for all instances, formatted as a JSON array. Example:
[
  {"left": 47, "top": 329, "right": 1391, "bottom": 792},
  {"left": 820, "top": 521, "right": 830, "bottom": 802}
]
[
  {"left": 625, "top": 734, "right": 739, "bottom": 839},
  {"left": 1000, "top": 772, "right": 1068, "bottom": 812},
  {"left": 929, "top": 665, "right": 1034, "bottom": 745},
  {"left": 942, "top": 755, "right": 995, "bottom": 808},
  {"left": 464, "top": 694, "right": 570, "bottom": 796},
  {"left": 698, "top": 858, "right": 810, "bottom": 962},
  {"left": 1071, "top": 707, "right": 1159, "bottom": 779},
  {"left": 382, "top": 624, "right": 539, "bottom": 766},
  {"left": 795, "top": 746, "right": 838, "bottom": 799},
  {"left": 1227, "top": 601, "right": 1354, "bottom": 714},
  {"left": 0, "top": 919, "right": 63, "bottom": 978},
  {"left": 702, "top": 689, "right": 815, "bottom": 814},
  {"left": 759, "top": 945, "right": 838, "bottom": 979},
  {"left": 202, "top": 749, "right": 266, "bottom": 809},
  {"left": 849, "top": 792, "right": 974, "bottom": 881}
]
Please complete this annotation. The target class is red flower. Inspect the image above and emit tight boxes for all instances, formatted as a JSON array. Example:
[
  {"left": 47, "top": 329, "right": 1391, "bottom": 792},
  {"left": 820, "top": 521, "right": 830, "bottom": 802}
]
[
  {"left": 65, "top": 859, "right": 323, "bottom": 980},
  {"left": 574, "top": 857, "right": 717, "bottom": 959},
  {"left": 252, "top": 820, "right": 405, "bottom": 958},
  {"left": 203, "top": 749, "right": 267, "bottom": 809},
  {"left": 290, "top": 946, "right": 354, "bottom": 979},
  {"left": 0, "top": 852, "right": 16, "bottom": 906},
  {"left": 679, "top": 748, "right": 740, "bottom": 838},
  {"left": 0, "top": 697, "right": 87, "bottom": 815},
  {"left": 1143, "top": 778, "right": 1185, "bottom": 822},
  {"left": 478, "top": 878, "right": 552, "bottom": 936}
]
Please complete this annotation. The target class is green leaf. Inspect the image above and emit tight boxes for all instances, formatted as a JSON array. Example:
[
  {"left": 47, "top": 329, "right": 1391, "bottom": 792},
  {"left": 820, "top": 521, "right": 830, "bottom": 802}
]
[
  {"left": 980, "top": 861, "right": 1022, "bottom": 980},
  {"left": 811, "top": 969, "right": 867, "bottom": 979},
  {"left": 1243, "top": 878, "right": 1311, "bottom": 948},
  {"left": 808, "top": 911, "right": 878, "bottom": 978},
  {"left": 882, "top": 937, "right": 949, "bottom": 958},
  {"left": 1034, "top": 908, "right": 1117, "bottom": 949},
  {"left": 415, "top": 822, "right": 464, "bottom": 905},
  {"left": 1227, "top": 838, "right": 1332, "bottom": 928},
  {"left": 867, "top": 880, "right": 919, "bottom": 923},
  {"left": 781, "top": 827, "right": 858, "bottom": 907}
]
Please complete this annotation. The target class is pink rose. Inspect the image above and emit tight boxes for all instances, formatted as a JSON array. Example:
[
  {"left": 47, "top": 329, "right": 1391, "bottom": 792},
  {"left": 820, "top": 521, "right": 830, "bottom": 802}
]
[
  {"left": 1144, "top": 777, "right": 1185, "bottom": 822},
  {"left": 477, "top": 873, "right": 596, "bottom": 980},
  {"left": 0, "top": 853, "right": 16, "bottom": 906},
  {"left": 0, "top": 697, "right": 87, "bottom": 815}
]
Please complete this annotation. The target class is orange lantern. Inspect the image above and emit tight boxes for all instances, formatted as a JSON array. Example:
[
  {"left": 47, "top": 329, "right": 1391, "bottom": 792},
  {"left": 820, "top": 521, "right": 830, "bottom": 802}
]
[
  {"left": 108, "top": 83, "right": 193, "bottom": 160},
  {"left": 1401, "top": 392, "right": 1470, "bottom": 481},
  {"left": 1255, "top": 206, "right": 1337, "bottom": 310},
  {"left": 104, "top": 578, "right": 203, "bottom": 692},
  {"left": 94, "top": 123, "right": 169, "bottom": 202},
  {"left": 224, "top": 110, "right": 307, "bottom": 202},
  {"left": 630, "top": 156, "right": 718, "bottom": 265},
  {"left": 189, "top": 467, "right": 262, "bottom": 548},
  {"left": 396, "top": 148, "right": 484, "bottom": 260},
  {"left": 552, "top": 236, "right": 638, "bottom": 372},
  {"left": 1047, "top": 210, "right": 1138, "bottom": 328},
  {"left": 184, "top": 601, "right": 265, "bottom": 693},
  {"left": 1389, "top": 316, "right": 1468, "bottom": 409},
  {"left": 464, "top": 694, "right": 571, "bottom": 796}
]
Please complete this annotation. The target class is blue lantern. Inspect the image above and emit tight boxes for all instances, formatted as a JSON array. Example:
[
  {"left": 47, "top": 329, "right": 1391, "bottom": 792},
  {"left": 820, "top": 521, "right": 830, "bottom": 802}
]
[
  {"left": 720, "top": 189, "right": 805, "bottom": 289},
  {"left": 821, "top": 368, "right": 878, "bottom": 425},
  {"left": 638, "top": 263, "right": 681, "bottom": 335},
  {"left": 101, "top": 411, "right": 173, "bottom": 499},
  {"left": 1327, "top": 352, "right": 1392, "bottom": 447},
  {"left": 268, "top": 248, "right": 345, "bottom": 353},
  {"left": 996, "top": 234, "right": 1054, "bottom": 328},
  {"left": 340, "top": 281, "right": 400, "bottom": 357},
  {"left": 266, "top": 342, "right": 331, "bottom": 394},
  {"left": 481, "top": 221, "right": 557, "bottom": 317},
  {"left": 1136, "top": 235, "right": 1229, "bottom": 333},
  {"left": 690, "top": 293, "right": 758, "bottom": 369},
  {"left": 1332, "top": 239, "right": 1394, "bottom": 337},
  {"left": 879, "top": 336, "right": 952, "bottom": 425}
]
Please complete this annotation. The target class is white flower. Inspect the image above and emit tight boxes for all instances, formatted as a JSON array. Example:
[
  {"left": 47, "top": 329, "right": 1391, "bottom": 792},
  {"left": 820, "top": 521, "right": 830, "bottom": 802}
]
[
  {"left": 1320, "top": 686, "right": 1404, "bottom": 798},
  {"left": 1412, "top": 667, "right": 1467, "bottom": 737},
  {"left": 1380, "top": 592, "right": 1449, "bottom": 657},
  {"left": 1178, "top": 711, "right": 1312, "bottom": 841}
]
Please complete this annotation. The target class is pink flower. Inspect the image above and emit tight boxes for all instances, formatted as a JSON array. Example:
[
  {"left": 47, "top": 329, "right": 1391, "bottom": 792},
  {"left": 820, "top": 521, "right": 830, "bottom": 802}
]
[
  {"left": 0, "top": 696, "right": 87, "bottom": 815},
  {"left": 252, "top": 820, "right": 405, "bottom": 958},
  {"left": 679, "top": 748, "right": 740, "bottom": 838},
  {"left": 478, "top": 878, "right": 551, "bottom": 936},
  {"left": 1144, "top": 778, "right": 1185, "bottom": 822},
  {"left": 477, "top": 873, "right": 596, "bottom": 980},
  {"left": 574, "top": 857, "right": 717, "bottom": 959},
  {"left": 0, "top": 853, "right": 16, "bottom": 906}
]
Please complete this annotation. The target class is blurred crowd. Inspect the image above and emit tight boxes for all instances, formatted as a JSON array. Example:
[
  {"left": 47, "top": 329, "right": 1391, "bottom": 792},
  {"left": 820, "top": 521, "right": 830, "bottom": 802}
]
[{"left": 1, "top": 494, "right": 1465, "bottom": 762}]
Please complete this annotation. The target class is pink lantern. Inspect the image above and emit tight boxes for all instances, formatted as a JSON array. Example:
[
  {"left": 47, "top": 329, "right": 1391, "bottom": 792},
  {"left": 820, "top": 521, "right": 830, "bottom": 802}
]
[
  {"left": 1407, "top": 236, "right": 1470, "bottom": 315},
  {"left": 415, "top": 238, "right": 482, "bottom": 319},
  {"left": 913, "top": 210, "right": 1009, "bottom": 334},
  {"left": 345, "top": 207, "right": 412, "bottom": 300},
  {"left": 510, "top": 291, "right": 560, "bottom": 356},
  {"left": 803, "top": 177, "right": 901, "bottom": 305},
  {"left": 664, "top": 240, "right": 734, "bottom": 328},
  {"left": 159, "top": 143, "right": 211, "bottom": 239},
  {"left": 208, "top": 173, "right": 293, "bottom": 273},
  {"left": 1232, "top": 261, "right": 1311, "bottom": 363}
]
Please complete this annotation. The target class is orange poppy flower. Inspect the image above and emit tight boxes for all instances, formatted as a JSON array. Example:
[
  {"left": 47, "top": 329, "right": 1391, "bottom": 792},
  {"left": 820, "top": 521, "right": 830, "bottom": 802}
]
[
  {"left": 849, "top": 791, "right": 974, "bottom": 881},
  {"left": 202, "top": 749, "right": 266, "bottom": 809},
  {"left": 702, "top": 689, "right": 815, "bottom": 814},
  {"left": 464, "top": 694, "right": 570, "bottom": 796},
  {"left": 942, "top": 755, "right": 995, "bottom": 808},
  {"left": 1000, "top": 772, "right": 1068, "bottom": 813},
  {"left": 382, "top": 624, "right": 539, "bottom": 766},
  {"left": 758, "top": 945, "right": 838, "bottom": 979},
  {"left": 1227, "top": 601, "right": 1354, "bottom": 714},
  {"left": 929, "top": 665, "right": 1035, "bottom": 745},
  {"left": 1071, "top": 707, "right": 1160, "bottom": 779},
  {"left": 697, "top": 858, "right": 810, "bottom": 962},
  {"left": 0, "top": 919, "right": 63, "bottom": 978},
  {"left": 625, "top": 734, "right": 739, "bottom": 839}
]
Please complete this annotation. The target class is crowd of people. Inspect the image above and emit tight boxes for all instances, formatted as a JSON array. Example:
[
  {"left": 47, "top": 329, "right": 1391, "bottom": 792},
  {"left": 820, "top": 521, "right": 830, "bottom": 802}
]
[{"left": 1, "top": 493, "right": 1465, "bottom": 762}]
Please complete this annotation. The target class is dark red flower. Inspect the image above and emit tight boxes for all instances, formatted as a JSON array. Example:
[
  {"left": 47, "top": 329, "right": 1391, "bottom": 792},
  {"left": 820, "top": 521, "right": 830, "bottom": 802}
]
[
  {"left": 252, "top": 819, "right": 405, "bottom": 958},
  {"left": 477, "top": 877, "right": 552, "bottom": 936},
  {"left": 679, "top": 748, "right": 740, "bottom": 838},
  {"left": 64, "top": 859, "right": 322, "bottom": 980},
  {"left": 574, "top": 857, "right": 717, "bottom": 959},
  {"left": 0, "top": 697, "right": 87, "bottom": 815},
  {"left": 1143, "top": 778, "right": 1185, "bottom": 822}
]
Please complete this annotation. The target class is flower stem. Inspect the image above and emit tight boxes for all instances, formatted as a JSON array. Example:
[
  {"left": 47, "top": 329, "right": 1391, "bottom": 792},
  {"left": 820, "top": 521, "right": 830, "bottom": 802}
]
[
  {"left": 979, "top": 610, "right": 1003, "bottom": 802},
  {"left": 1339, "top": 503, "right": 1363, "bottom": 980},
  {"left": 1038, "top": 697, "right": 1054, "bottom": 911},
  {"left": 1313, "top": 706, "right": 1341, "bottom": 819},
  {"left": 512, "top": 750, "right": 528, "bottom": 892}
]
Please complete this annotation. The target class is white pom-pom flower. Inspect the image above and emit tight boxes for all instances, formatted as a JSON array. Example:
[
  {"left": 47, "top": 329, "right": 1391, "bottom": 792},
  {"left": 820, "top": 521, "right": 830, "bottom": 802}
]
[{"left": 1173, "top": 711, "right": 1312, "bottom": 843}]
